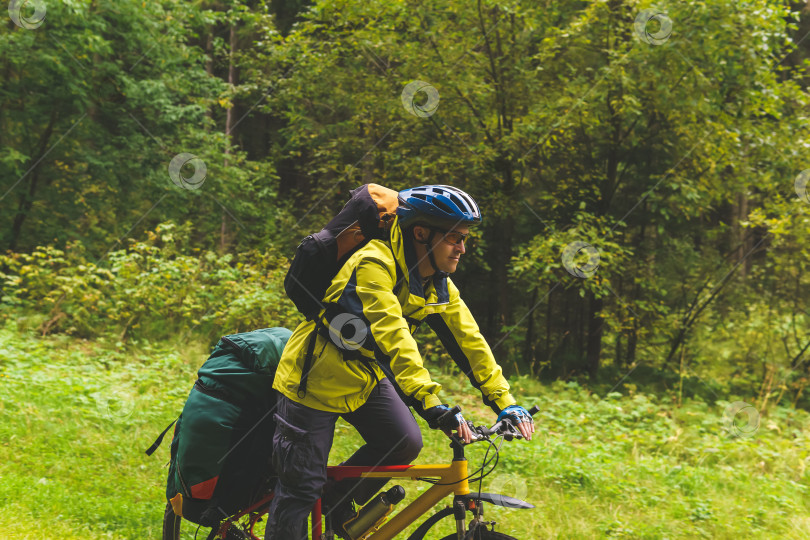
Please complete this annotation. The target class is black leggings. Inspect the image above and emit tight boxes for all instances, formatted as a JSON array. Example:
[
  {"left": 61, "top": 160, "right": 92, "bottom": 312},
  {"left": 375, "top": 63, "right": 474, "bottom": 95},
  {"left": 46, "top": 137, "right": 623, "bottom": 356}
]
[{"left": 265, "top": 378, "right": 423, "bottom": 540}]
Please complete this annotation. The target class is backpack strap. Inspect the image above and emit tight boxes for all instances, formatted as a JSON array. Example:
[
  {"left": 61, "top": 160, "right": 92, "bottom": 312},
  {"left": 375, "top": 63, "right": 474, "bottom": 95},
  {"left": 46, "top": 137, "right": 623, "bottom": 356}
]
[
  {"left": 296, "top": 260, "right": 414, "bottom": 399},
  {"left": 145, "top": 417, "right": 178, "bottom": 456},
  {"left": 393, "top": 260, "right": 405, "bottom": 298},
  {"left": 393, "top": 261, "right": 424, "bottom": 330},
  {"left": 220, "top": 335, "right": 240, "bottom": 351},
  {"left": 356, "top": 354, "right": 381, "bottom": 387},
  {"left": 297, "top": 319, "right": 323, "bottom": 399}
]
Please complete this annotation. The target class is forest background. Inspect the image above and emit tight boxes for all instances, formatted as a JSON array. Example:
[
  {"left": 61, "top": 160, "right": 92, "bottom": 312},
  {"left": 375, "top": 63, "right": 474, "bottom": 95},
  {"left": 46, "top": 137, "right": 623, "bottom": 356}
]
[{"left": 2, "top": 0, "right": 810, "bottom": 538}]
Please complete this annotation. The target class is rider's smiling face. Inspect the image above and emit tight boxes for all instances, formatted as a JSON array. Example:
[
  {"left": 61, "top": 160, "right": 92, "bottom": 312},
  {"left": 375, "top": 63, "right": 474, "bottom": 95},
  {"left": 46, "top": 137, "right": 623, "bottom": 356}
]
[{"left": 413, "top": 225, "right": 469, "bottom": 277}]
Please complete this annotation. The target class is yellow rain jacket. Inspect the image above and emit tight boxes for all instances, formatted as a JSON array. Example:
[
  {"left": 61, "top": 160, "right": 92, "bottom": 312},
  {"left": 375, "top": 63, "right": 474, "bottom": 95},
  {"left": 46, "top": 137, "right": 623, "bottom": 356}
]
[{"left": 273, "top": 217, "right": 516, "bottom": 416}]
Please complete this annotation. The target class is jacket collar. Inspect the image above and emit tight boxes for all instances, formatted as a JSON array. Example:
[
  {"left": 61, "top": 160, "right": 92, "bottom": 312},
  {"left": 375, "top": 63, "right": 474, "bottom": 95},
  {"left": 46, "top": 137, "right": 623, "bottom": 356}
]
[{"left": 391, "top": 217, "right": 450, "bottom": 303}]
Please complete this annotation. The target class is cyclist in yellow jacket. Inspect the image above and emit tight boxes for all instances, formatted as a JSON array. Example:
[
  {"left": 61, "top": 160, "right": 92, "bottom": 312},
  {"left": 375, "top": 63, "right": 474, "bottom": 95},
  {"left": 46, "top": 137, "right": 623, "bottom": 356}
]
[{"left": 266, "top": 185, "right": 534, "bottom": 540}]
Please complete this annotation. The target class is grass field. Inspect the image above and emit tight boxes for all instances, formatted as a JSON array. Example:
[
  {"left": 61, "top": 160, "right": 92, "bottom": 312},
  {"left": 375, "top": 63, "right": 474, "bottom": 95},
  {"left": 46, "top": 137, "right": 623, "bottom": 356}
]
[{"left": 1, "top": 319, "right": 809, "bottom": 539}]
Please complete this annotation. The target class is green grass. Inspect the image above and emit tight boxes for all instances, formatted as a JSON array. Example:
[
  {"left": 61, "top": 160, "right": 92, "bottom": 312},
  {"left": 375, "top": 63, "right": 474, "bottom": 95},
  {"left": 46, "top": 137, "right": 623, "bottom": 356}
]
[{"left": 1, "top": 319, "right": 809, "bottom": 539}]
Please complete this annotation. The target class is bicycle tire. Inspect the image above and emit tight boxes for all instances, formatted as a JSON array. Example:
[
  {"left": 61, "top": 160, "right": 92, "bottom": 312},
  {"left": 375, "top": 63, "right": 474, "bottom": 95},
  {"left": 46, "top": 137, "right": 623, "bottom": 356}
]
[
  {"left": 439, "top": 530, "right": 517, "bottom": 540},
  {"left": 162, "top": 502, "right": 182, "bottom": 540}
]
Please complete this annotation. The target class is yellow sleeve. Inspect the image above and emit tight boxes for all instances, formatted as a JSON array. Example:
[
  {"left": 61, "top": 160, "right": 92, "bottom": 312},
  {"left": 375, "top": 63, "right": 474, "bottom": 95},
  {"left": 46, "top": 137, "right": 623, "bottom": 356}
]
[
  {"left": 351, "top": 258, "right": 443, "bottom": 410},
  {"left": 425, "top": 279, "right": 516, "bottom": 413}
]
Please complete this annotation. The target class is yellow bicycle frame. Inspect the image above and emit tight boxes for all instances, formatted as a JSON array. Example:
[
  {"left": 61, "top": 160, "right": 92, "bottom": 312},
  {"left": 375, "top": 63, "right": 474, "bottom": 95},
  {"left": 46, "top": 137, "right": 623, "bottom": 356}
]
[
  {"left": 351, "top": 459, "right": 471, "bottom": 540},
  {"left": 207, "top": 458, "right": 473, "bottom": 540}
]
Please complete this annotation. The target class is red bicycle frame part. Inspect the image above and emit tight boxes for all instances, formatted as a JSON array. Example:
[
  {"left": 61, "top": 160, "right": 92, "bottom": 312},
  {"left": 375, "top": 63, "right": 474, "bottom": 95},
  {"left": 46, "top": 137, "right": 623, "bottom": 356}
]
[{"left": 218, "top": 465, "right": 416, "bottom": 539}]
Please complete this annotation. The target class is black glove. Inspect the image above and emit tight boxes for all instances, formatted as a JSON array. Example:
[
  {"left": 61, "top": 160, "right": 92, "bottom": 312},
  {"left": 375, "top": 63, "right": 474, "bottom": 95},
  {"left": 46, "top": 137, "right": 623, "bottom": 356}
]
[{"left": 423, "top": 404, "right": 465, "bottom": 430}]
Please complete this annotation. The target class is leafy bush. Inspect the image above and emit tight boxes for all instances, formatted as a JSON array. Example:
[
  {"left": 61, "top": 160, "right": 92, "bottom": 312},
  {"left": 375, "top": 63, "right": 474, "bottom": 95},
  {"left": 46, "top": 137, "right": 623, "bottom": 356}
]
[{"left": 0, "top": 222, "right": 301, "bottom": 341}]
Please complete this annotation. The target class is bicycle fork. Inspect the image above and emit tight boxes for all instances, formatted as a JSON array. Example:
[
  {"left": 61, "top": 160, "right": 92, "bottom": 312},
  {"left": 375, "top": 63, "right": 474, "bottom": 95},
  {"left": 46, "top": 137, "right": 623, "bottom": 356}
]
[{"left": 453, "top": 499, "right": 467, "bottom": 538}]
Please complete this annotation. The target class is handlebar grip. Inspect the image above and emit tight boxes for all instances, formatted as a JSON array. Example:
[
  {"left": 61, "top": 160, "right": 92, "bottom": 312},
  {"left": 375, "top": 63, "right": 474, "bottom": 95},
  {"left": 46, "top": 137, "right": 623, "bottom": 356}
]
[
  {"left": 528, "top": 405, "right": 540, "bottom": 416},
  {"left": 437, "top": 405, "right": 462, "bottom": 430}
]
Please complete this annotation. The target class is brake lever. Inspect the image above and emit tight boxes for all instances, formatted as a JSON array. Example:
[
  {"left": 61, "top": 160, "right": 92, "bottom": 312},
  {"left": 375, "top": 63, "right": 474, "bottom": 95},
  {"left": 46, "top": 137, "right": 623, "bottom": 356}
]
[
  {"left": 484, "top": 419, "right": 524, "bottom": 440},
  {"left": 458, "top": 421, "right": 486, "bottom": 444},
  {"left": 502, "top": 428, "right": 523, "bottom": 441},
  {"left": 467, "top": 421, "right": 487, "bottom": 443}
]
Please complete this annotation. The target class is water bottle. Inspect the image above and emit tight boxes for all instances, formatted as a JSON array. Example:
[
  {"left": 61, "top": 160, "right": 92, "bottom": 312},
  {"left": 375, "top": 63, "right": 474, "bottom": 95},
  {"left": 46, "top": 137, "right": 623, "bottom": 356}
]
[{"left": 343, "top": 485, "right": 406, "bottom": 540}]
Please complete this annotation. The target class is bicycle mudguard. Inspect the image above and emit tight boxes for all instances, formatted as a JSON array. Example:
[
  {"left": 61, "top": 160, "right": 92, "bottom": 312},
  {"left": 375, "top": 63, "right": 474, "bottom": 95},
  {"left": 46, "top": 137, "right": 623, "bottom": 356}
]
[
  {"left": 462, "top": 492, "right": 534, "bottom": 509},
  {"left": 405, "top": 491, "right": 534, "bottom": 540}
]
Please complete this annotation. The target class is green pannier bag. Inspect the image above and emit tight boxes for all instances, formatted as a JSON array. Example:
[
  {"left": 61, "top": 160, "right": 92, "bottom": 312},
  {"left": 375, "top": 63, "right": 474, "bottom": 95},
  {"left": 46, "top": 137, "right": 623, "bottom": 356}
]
[{"left": 150, "top": 327, "right": 292, "bottom": 526}]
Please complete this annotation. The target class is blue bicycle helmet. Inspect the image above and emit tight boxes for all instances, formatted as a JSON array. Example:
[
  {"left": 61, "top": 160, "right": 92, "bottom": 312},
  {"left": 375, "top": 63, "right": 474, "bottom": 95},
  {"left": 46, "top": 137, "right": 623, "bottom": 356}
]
[{"left": 397, "top": 185, "right": 482, "bottom": 228}]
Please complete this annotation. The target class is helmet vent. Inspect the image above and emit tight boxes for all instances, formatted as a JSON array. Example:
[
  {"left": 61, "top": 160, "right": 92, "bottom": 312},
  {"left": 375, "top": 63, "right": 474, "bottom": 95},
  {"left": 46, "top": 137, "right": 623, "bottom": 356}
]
[
  {"left": 448, "top": 194, "right": 465, "bottom": 210},
  {"left": 433, "top": 199, "right": 453, "bottom": 214}
]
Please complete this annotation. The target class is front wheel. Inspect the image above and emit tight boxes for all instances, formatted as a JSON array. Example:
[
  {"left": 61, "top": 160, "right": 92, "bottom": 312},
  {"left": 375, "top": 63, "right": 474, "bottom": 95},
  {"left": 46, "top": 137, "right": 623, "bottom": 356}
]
[{"left": 439, "top": 529, "right": 517, "bottom": 540}]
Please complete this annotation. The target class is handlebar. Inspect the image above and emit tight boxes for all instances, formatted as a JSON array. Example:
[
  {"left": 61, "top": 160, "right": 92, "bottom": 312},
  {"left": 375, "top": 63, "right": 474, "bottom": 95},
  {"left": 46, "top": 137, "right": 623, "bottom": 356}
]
[{"left": 438, "top": 405, "right": 539, "bottom": 445}]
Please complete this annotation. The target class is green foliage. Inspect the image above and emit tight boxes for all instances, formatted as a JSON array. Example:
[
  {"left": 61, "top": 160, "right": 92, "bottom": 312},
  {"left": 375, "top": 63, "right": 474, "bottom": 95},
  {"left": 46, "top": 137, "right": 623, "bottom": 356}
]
[
  {"left": 0, "top": 0, "right": 289, "bottom": 256},
  {"left": 233, "top": 0, "right": 810, "bottom": 388},
  {"left": 4, "top": 0, "right": 810, "bottom": 535},
  {"left": 2, "top": 0, "right": 810, "bottom": 395},
  {"left": 2, "top": 328, "right": 809, "bottom": 538},
  {"left": 0, "top": 221, "right": 300, "bottom": 342}
]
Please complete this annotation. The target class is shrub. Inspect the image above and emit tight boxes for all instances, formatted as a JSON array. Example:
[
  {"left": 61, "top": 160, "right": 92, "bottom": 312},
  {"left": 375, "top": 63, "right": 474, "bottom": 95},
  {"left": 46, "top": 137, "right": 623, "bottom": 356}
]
[{"left": 0, "top": 221, "right": 301, "bottom": 341}]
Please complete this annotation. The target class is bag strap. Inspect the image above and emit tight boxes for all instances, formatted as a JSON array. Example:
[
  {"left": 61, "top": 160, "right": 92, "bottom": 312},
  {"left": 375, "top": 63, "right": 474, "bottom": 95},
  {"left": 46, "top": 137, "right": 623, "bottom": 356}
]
[
  {"left": 297, "top": 318, "right": 322, "bottom": 399},
  {"left": 355, "top": 354, "right": 381, "bottom": 387},
  {"left": 220, "top": 335, "right": 240, "bottom": 351},
  {"left": 296, "top": 259, "right": 413, "bottom": 399},
  {"left": 393, "top": 262, "right": 425, "bottom": 330},
  {"left": 144, "top": 417, "right": 178, "bottom": 456}
]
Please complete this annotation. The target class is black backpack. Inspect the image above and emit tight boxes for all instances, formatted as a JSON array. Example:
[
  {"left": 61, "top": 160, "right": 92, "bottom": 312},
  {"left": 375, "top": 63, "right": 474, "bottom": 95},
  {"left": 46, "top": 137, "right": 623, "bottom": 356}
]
[{"left": 284, "top": 184, "right": 401, "bottom": 321}]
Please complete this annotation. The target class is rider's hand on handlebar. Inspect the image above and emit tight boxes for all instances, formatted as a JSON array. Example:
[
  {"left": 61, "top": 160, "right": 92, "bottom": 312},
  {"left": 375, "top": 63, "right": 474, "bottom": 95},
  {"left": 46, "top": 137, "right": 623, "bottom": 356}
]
[
  {"left": 424, "top": 404, "right": 473, "bottom": 443},
  {"left": 497, "top": 405, "right": 535, "bottom": 441},
  {"left": 455, "top": 418, "right": 474, "bottom": 444},
  {"left": 514, "top": 419, "right": 534, "bottom": 441}
]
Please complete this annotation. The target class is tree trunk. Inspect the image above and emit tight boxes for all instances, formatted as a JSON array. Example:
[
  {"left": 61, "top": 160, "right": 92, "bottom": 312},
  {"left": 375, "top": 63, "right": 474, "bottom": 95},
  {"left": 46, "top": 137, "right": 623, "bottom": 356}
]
[
  {"left": 221, "top": 21, "right": 237, "bottom": 253},
  {"left": 205, "top": 31, "right": 214, "bottom": 127},
  {"left": 9, "top": 109, "right": 58, "bottom": 251},
  {"left": 613, "top": 275, "right": 623, "bottom": 368},
  {"left": 731, "top": 191, "right": 749, "bottom": 278},
  {"left": 496, "top": 213, "right": 513, "bottom": 331},
  {"left": 524, "top": 287, "right": 538, "bottom": 374},
  {"left": 626, "top": 323, "right": 637, "bottom": 366},
  {"left": 578, "top": 290, "right": 586, "bottom": 360},
  {"left": 485, "top": 203, "right": 514, "bottom": 340},
  {"left": 545, "top": 288, "right": 552, "bottom": 368},
  {"left": 586, "top": 292, "right": 604, "bottom": 378}
]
